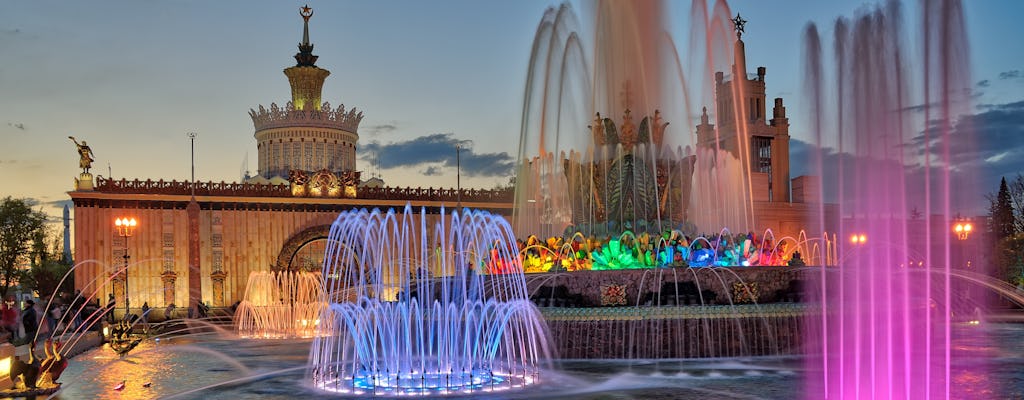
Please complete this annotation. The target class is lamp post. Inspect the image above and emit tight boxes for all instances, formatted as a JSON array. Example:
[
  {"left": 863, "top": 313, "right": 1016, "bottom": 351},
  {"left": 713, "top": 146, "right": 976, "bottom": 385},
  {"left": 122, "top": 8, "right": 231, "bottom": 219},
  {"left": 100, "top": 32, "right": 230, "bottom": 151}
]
[
  {"left": 953, "top": 219, "right": 972, "bottom": 241},
  {"left": 953, "top": 216, "right": 972, "bottom": 270},
  {"left": 115, "top": 217, "right": 137, "bottom": 316}
]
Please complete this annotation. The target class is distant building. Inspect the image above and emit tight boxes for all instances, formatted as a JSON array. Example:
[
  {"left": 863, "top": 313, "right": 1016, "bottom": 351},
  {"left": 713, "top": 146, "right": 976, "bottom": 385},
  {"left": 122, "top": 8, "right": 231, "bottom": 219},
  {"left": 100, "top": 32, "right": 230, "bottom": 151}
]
[
  {"left": 69, "top": 8, "right": 511, "bottom": 316},
  {"left": 695, "top": 21, "right": 836, "bottom": 239}
]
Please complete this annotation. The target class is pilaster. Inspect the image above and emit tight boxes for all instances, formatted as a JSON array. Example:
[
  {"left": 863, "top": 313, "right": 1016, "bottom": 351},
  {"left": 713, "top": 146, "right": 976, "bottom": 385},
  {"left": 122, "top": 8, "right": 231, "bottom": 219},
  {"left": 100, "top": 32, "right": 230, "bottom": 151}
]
[
  {"left": 211, "top": 270, "right": 228, "bottom": 307},
  {"left": 187, "top": 197, "right": 202, "bottom": 313},
  {"left": 161, "top": 270, "right": 177, "bottom": 306}
]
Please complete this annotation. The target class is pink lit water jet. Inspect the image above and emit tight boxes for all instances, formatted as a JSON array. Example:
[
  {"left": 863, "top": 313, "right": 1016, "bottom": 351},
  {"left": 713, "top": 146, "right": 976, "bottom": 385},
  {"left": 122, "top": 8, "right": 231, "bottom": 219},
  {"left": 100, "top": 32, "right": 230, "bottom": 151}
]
[{"left": 802, "top": 0, "right": 981, "bottom": 398}]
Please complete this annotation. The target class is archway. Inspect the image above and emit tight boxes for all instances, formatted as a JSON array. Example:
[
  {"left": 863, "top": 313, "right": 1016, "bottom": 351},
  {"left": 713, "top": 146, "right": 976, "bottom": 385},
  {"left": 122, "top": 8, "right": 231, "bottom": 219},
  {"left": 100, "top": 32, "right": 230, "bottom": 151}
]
[{"left": 275, "top": 225, "right": 332, "bottom": 271}]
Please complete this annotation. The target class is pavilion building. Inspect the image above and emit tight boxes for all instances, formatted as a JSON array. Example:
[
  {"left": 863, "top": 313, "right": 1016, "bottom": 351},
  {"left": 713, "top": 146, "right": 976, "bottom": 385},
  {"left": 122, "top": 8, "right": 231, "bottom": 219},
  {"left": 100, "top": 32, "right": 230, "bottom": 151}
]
[{"left": 68, "top": 7, "right": 511, "bottom": 317}]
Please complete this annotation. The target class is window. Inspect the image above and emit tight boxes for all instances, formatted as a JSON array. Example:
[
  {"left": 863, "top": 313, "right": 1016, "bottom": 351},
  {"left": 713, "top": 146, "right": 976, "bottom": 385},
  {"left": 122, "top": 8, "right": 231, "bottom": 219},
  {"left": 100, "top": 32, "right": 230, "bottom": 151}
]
[
  {"left": 272, "top": 145, "right": 281, "bottom": 174},
  {"left": 163, "top": 249, "right": 174, "bottom": 271},
  {"left": 315, "top": 142, "right": 324, "bottom": 169},
  {"left": 753, "top": 136, "right": 772, "bottom": 173},
  {"left": 282, "top": 143, "right": 291, "bottom": 171},
  {"left": 305, "top": 142, "right": 313, "bottom": 170},
  {"left": 212, "top": 250, "right": 223, "bottom": 272},
  {"left": 326, "top": 143, "right": 335, "bottom": 169}
]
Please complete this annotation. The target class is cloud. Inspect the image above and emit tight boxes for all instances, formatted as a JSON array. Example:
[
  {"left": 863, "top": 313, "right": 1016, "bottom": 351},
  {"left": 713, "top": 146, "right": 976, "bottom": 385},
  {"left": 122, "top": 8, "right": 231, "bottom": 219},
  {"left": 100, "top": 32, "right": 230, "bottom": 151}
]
[
  {"left": 6, "top": 122, "right": 25, "bottom": 130},
  {"left": 998, "top": 70, "right": 1021, "bottom": 80},
  {"left": 976, "top": 79, "right": 990, "bottom": 88},
  {"left": 363, "top": 122, "right": 398, "bottom": 135},
  {"left": 359, "top": 133, "right": 515, "bottom": 178},
  {"left": 46, "top": 199, "right": 74, "bottom": 210},
  {"left": 0, "top": 28, "right": 20, "bottom": 36},
  {"left": 793, "top": 98, "right": 1024, "bottom": 213},
  {"left": 908, "top": 99, "right": 1024, "bottom": 172}
]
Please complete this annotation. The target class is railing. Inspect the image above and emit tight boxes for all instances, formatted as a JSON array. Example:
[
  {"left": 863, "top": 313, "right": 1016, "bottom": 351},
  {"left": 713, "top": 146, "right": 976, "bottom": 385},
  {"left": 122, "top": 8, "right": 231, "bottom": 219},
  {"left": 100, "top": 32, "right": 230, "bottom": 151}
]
[
  {"left": 540, "top": 303, "right": 814, "bottom": 321},
  {"left": 358, "top": 186, "right": 514, "bottom": 203},
  {"left": 94, "top": 177, "right": 291, "bottom": 197},
  {"left": 92, "top": 176, "right": 514, "bottom": 203}
]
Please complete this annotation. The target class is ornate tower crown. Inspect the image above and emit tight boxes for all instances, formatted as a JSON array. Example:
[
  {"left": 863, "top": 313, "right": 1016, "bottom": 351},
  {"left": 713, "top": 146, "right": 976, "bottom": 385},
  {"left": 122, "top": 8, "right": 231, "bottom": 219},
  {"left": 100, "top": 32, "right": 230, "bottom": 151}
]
[
  {"left": 251, "top": 6, "right": 364, "bottom": 179},
  {"left": 284, "top": 5, "right": 329, "bottom": 111},
  {"left": 251, "top": 5, "right": 363, "bottom": 131},
  {"left": 249, "top": 101, "right": 363, "bottom": 133}
]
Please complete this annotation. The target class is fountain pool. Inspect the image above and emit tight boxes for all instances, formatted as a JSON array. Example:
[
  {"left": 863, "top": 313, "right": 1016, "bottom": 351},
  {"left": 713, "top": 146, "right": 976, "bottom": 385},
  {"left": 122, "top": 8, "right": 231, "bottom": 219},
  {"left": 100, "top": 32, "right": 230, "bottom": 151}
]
[{"left": 48, "top": 322, "right": 1024, "bottom": 399}]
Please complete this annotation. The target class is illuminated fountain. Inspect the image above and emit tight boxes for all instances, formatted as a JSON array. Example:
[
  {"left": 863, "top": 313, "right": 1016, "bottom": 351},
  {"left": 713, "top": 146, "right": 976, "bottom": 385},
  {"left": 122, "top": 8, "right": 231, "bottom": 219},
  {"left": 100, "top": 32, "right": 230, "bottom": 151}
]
[
  {"left": 520, "top": 229, "right": 832, "bottom": 272},
  {"left": 307, "top": 205, "right": 552, "bottom": 396},
  {"left": 801, "top": 0, "right": 986, "bottom": 398},
  {"left": 514, "top": 1, "right": 762, "bottom": 240},
  {"left": 234, "top": 271, "right": 326, "bottom": 338}
]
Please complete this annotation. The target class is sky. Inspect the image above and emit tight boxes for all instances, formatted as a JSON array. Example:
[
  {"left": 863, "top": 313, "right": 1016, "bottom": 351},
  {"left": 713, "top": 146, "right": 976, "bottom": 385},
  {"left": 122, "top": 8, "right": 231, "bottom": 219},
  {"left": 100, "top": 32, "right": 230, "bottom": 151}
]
[{"left": 2, "top": 0, "right": 1023, "bottom": 223}]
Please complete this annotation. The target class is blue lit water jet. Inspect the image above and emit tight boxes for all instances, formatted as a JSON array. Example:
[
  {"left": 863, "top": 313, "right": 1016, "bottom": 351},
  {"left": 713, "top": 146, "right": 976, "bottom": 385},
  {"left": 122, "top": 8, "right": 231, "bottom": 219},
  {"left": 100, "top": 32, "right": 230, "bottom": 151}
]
[{"left": 307, "top": 205, "right": 552, "bottom": 396}]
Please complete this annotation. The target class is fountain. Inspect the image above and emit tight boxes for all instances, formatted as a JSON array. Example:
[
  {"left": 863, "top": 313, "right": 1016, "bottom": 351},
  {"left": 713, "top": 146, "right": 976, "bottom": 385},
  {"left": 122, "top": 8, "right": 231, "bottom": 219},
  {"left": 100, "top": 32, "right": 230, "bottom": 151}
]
[
  {"left": 307, "top": 205, "right": 552, "bottom": 396},
  {"left": 513, "top": 1, "right": 759, "bottom": 241},
  {"left": 800, "top": 0, "right": 989, "bottom": 398},
  {"left": 30, "top": 1, "right": 1024, "bottom": 398},
  {"left": 234, "top": 271, "right": 327, "bottom": 338}
]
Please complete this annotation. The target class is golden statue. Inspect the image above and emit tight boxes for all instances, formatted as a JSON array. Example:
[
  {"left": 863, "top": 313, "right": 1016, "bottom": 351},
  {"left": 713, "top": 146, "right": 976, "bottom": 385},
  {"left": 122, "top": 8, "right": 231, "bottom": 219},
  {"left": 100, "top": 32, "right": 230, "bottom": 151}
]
[{"left": 68, "top": 136, "right": 94, "bottom": 174}]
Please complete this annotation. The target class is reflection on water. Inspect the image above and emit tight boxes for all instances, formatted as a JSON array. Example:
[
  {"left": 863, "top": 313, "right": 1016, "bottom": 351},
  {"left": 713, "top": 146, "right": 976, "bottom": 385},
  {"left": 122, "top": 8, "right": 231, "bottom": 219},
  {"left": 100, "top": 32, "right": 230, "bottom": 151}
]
[{"left": 49, "top": 323, "right": 1024, "bottom": 399}]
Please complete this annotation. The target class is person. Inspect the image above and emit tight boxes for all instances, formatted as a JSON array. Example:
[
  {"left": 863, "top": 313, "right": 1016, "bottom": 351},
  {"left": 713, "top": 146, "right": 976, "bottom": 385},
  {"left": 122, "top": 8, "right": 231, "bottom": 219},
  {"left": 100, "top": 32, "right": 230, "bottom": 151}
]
[
  {"left": 164, "top": 303, "right": 176, "bottom": 321},
  {"left": 106, "top": 293, "right": 116, "bottom": 323},
  {"left": 68, "top": 136, "right": 95, "bottom": 174},
  {"left": 68, "top": 290, "right": 84, "bottom": 330},
  {"left": 1, "top": 297, "right": 18, "bottom": 341},
  {"left": 22, "top": 300, "right": 38, "bottom": 342},
  {"left": 140, "top": 302, "right": 151, "bottom": 331},
  {"left": 196, "top": 300, "right": 209, "bottom": 319},
  {"left": 46, "top": 302, "right": 63, "bottom": 337}
]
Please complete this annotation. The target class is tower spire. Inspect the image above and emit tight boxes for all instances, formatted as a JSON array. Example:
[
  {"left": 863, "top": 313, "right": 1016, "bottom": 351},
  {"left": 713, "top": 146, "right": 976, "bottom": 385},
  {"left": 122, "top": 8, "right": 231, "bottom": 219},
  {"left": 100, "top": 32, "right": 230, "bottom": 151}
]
[
  {"left": 301, "top": 5, "right": 312, "bottom": 45},
  {"left": 294, "top": 5, "right": 319, "bottom": 67},
  {"left": 284, "top": 5, "right": 330, "bottom": 111}
]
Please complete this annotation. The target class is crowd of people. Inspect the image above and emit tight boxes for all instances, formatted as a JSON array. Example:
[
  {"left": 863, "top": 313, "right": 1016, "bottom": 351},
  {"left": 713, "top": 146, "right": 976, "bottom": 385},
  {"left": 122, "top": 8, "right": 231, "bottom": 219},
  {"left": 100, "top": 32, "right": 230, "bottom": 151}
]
[{"left": 0, "top": 290, "right": 95, "bottom": 345}]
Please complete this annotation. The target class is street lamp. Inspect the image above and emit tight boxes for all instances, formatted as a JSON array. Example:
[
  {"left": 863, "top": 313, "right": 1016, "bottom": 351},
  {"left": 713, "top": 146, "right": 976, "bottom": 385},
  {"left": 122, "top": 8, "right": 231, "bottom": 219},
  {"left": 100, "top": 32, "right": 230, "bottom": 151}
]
[
  {"left": 114, "top": 217, "right": 137, "bottom": 316},
  {"left": 953, "top": 219, "right": 972, "bottom": 241}
]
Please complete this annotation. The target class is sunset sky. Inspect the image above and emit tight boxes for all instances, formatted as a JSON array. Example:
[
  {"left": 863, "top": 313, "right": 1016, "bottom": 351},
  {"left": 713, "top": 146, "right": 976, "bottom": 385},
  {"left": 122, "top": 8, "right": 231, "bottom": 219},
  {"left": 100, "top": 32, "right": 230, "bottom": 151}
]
[{"left": 2, "top": 0, "right": 1022, "bottom": 222}]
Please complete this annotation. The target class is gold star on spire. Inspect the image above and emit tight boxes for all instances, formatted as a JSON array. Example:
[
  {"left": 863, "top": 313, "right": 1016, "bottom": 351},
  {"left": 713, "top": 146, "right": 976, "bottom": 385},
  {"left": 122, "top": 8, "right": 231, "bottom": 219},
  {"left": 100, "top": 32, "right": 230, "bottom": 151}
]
[
  {"left": 300, "top": 5, "right": 314, "bottom": 21},
  {"left": 732, "top": 13, "right": 747, "bottom": 39}
]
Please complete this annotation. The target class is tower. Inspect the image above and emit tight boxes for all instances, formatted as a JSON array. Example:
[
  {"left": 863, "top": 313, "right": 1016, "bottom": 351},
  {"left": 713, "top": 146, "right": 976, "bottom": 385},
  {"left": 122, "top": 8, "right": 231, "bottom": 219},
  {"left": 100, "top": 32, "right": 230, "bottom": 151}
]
[
  {"left": 63, "top": 204, "right": 72, "bottom": 263},
  {"left": 695, "top": 14, "right": 791, "bottom": 203},
  {"left": 251, "top": 5, "right": 364, "bottom": 179}
]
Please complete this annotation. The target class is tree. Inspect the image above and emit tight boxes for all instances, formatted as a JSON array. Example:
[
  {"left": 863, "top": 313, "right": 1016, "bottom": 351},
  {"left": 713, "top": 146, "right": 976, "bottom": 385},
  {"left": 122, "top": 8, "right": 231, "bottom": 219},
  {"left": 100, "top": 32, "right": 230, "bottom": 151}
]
[
  {"left": 23, "top": 226, "right": 74, "bottom": 299},
  {"left": 995, "top": 234, "right": 1024, "bottom": 288},
  {"left": 990, "top": 177, "right": 1017, "bottom": 240},
  {"left": 1007, "top": 173, "right": 1024, "bottom": 234},
  {"left": 0, "top": 197, "right": 48, "bottom": 298}
]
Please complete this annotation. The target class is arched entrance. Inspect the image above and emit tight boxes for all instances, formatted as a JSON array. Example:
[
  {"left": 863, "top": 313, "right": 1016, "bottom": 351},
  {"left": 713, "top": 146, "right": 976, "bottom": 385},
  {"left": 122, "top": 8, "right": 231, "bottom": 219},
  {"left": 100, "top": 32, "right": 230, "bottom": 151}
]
[{"left": 275, "top": 225, "right": 332, "bottom": 271}]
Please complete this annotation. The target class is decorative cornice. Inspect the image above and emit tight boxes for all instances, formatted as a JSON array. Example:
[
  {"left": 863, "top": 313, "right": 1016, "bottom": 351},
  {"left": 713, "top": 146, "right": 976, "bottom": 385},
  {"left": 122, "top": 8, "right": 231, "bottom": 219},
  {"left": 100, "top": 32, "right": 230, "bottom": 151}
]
[
  {"left": 250, "top": 101, "right": 363, "bottom": 133},
  {"left": 87, "top": 176, "right": 514, "bottom": 203}
]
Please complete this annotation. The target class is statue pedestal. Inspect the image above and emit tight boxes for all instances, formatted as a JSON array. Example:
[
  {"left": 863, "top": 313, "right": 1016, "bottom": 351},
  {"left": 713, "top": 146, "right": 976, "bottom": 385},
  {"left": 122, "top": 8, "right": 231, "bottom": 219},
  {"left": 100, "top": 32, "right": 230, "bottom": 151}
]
[{"left": 75, "top": 173, "right": 94, "bottom": 191}]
